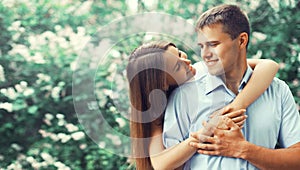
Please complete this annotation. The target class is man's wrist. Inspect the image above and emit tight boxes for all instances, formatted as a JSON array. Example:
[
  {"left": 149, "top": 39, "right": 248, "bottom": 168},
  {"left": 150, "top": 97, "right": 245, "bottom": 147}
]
[{"left": 237, "top": 140, "right": 251, "bottom": 159}]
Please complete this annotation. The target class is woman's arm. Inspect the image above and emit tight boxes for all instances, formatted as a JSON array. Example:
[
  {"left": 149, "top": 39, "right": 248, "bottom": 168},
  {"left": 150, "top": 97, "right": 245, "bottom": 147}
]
[
  {"left": 149, "top": 124, "right": 198, "bottom": 170},
  {"left": 227, "top": 59, "right": 279, "bottom": 111},
  {"left": 149, "top": 109, "right": 247, "bottom": 170}
]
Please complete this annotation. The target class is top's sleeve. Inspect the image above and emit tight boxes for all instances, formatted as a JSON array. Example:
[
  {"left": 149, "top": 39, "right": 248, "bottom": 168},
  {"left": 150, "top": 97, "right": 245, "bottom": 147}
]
[
  {"left": 278, "top": 81, "right": 300, "bottom": 148},
  {"left": 163, "top": 89, "right": 191, "bottom": 148}
]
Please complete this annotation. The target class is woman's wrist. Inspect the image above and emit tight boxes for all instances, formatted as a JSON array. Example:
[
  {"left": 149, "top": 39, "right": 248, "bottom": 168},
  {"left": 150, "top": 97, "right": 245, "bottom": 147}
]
[{"left": 228, "top": 100, "right": 247, "bottom": 111}]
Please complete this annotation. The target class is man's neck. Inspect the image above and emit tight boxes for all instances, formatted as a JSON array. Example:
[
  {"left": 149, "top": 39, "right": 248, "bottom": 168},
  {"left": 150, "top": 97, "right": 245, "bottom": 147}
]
[{"left": 222, "top": 65, "right": 247, "bottom": 95}]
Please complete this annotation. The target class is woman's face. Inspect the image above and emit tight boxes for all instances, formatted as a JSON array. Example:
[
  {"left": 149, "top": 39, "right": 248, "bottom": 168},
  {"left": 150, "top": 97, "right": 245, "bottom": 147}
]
[{"left": 164, "top": 46, "right": 196, "bottom": 86}]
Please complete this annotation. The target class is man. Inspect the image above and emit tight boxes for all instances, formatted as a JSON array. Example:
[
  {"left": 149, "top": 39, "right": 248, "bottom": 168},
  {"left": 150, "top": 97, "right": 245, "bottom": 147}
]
[{"left": 163, "top": 4, "right": 300, "bottom": 169}]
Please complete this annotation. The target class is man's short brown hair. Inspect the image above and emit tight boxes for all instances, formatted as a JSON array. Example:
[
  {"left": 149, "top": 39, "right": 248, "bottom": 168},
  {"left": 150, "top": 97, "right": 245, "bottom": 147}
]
[{"left": 196, "top": 4, "right": 250, "bottom": 46}]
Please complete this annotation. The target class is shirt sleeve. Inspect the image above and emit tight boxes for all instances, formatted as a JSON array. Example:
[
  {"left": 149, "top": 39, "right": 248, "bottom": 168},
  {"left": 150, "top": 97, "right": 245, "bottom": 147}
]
[
  {"left": 163, "top": 88, "right": 191, "bottom": 148},
  {"left": 278, "top": 81, "right": 300, "bottom": 148}
]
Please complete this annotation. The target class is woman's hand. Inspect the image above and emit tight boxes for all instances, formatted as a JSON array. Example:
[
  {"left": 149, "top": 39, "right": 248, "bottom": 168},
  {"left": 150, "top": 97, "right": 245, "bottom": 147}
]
[{"left": 210, "top": 108, "right": 247, "bottom": 128}]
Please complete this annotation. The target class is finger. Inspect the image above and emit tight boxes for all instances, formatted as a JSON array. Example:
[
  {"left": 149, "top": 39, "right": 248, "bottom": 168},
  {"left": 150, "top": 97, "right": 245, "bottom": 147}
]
[
  {"left": 209, "top": 110, "right": 219, "bottom": 118},
  {"left": 231, "top": 115, "right": 247, "bottom": 123},
  {"left": 236, "top": 119, "right": 246, "bottom": 127},
  {"left": 224, "top": 117, "right": 240, "bottom": 130},
  {"left": 224, "top": 109, "right": 246, "bottom": 119},
  {"left": 189, "top": 142, "right": 216, "bottom": 150},
  {"left": 220, "top": 106, "right": 231, "bottom": 115},
  {"left": 190, "top": 133, "right": 215, "bottom": 143},
  {"left": 198, "top": 150, "right": 220, "bottom": 156}
]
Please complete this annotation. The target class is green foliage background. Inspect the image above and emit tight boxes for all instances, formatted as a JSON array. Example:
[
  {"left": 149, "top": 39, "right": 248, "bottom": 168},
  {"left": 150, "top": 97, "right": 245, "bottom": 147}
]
[{"left": 0, "top": 0, "right": 299, "bottom": 169}]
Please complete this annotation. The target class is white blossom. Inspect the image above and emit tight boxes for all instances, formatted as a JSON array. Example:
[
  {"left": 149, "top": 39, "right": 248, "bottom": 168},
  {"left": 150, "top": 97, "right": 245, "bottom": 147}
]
[
  {"left": 98, "top": 141, "right": 106, "bottom": 148},
  {"left": 0, "top": 65, "right": 5, "bottom": 82},
  {"left": 8, "top": 21, "right": 21, "bottom": 31},
  {"left": 0, "top": 87, "right": 18, "bottom": 100},
  {"left": 79, "top": 144, "right": 87, "bottom": 150},
  {"left": 51, "top": 86, "right": 61, "bottom": 99},
  {"left": 20, "top": 81, "right": 28, "bottom": 87},
  {"left": 0, "top": 102, "right": 13, "bottom": 112},
  {"left": 54, "top": 25, "right": 62, "bottom": 31},
  {"left": 74, "top": 0, "right": 93, "bottom": 16},
  {"left": 7, "top": 162, "right": 22, "bottom": 170},
  {"left": 58, "top": 119, "right": 65, "bottom": 126},
  {"left": 70, "top": 61, "right": 77, "bottom": 71},
  {"left": 106, "top": 133, "right": 122, "bottom": 146},
  {"left": 31, "top": 52, "right": 46, "bottom": 64},
  {"left": 23, "top": 88, "right": 34, "bottom": 96},
  {"left": 49, "top": 133, "right": 59, "bottom": 142},
  {"left": 267, "top": 0, "right": 279, "bottom": 11},
  {"left": 8, "top": 44, "right": 30, "bottom": 59},
  {"left": 54, "top": 161, "right": 71, "bottom": 170},
  {"left": 45, "top": 113, "right": 54, "bottom": 121},
  {"left": 36, "top": 73, "right": 51, "bottom": 84},
  {"left": 14, "top": 84, "right": 23, "bottom": 93},
  {"left": 65, "top": 123, "right": 79, "bottom": 132},
  {"left": 11, "top": 143, "right": 22, "bottom": 151},
  {"left": 71, "top": 131, "right": 85, "bottom": 141},
  {"left": 26, "top": 156, "right": 35, "bottom": 164},
  {"left": 57, "top": 133, "right": 71, "bottom": 143},
  {"left": 110, "top": 49, "right": 121, "bottom": 58},
  {"left": 56, "top": 113, "right": 65, "bottom": 119},
  {"left": 38, "top": 129, "right": 48, "bottom": 138},
  {"left": 116, "top": 117, "right": 126, "bottom": 128},
  {"left": 252, "top": 32, "right": 267, "bottom": 41},
  {"left": 40, "top": 152, "right": 55, "bottom": 164},
  {"left": 0, "top": 154, "right": 4, "bottom": 161}
]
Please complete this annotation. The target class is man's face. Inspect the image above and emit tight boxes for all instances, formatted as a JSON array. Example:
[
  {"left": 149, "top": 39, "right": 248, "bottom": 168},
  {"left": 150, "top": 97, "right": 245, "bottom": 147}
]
[{"left": 197, "top": 24, "right": 241, "bottom": 76}]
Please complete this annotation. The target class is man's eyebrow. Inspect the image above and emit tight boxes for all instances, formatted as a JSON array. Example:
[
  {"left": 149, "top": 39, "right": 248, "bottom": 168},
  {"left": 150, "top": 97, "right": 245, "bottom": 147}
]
[
  {"left": 198, "top": 41, "right": 220, "bottom": 45},
  {"left": 207, "top": 41, "right": 220, "bottom": 44}
]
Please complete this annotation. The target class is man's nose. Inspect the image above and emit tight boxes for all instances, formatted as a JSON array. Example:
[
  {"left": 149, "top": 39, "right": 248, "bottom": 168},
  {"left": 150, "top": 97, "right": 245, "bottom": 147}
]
[{"left": 201, "top": 46, "right": 213, "bottom": 59}]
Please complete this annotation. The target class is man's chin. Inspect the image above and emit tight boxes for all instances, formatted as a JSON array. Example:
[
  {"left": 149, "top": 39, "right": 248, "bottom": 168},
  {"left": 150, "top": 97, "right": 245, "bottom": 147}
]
[{"left": 208, "top": 69, "right": 224, "bottom": 76}]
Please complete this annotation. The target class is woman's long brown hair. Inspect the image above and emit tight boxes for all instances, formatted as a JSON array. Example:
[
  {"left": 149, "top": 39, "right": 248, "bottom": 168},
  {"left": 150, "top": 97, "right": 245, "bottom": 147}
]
[{"left": 126, "top": 41, "right": 176, "bottom": 170}]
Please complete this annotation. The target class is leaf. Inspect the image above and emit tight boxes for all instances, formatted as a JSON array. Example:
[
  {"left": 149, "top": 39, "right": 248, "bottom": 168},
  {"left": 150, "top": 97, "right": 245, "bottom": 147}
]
[{"left": 28, "top": 105, "right": 38, "bottom": 114}]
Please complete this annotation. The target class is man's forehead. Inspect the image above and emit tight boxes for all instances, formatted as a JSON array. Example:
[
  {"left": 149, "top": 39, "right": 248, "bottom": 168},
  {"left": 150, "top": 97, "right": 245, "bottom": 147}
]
[{"left": 197, "top": 26, "right": 229, "bottom": 43}]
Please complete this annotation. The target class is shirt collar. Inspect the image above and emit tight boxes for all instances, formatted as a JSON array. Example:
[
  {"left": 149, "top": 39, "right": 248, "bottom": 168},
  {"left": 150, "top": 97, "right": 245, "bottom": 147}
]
[{"left": 205, "top": 65, "right": 253, "bottom": 95}]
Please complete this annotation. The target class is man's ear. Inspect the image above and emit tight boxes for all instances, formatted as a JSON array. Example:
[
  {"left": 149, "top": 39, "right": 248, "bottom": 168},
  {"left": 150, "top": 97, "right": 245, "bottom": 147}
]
[{"left": 239, "top": 32, "right": 248, "bottom": 49}]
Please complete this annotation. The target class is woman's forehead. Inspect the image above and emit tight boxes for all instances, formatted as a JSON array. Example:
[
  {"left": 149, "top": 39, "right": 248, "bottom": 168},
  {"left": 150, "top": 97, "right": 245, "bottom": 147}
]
[{"left": 164, "top": 46, "right": 179, "bottom": 68}]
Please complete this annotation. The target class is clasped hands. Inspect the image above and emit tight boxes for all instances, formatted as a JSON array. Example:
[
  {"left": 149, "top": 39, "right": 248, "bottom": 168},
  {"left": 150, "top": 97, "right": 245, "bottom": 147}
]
[{"left": 189, "top": 106, "right": 248, "bottom": 158}]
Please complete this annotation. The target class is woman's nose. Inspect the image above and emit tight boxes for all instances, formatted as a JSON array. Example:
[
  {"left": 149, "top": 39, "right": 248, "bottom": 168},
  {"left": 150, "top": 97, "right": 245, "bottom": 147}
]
[{"left": 179, "top": 57, "right": 191, "bottom": 65}]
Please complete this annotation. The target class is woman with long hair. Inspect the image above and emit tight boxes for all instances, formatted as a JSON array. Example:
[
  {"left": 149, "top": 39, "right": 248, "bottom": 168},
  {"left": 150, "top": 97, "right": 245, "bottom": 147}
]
[{"left": 126, "top": 41, "right": 278, "bottom": 169}]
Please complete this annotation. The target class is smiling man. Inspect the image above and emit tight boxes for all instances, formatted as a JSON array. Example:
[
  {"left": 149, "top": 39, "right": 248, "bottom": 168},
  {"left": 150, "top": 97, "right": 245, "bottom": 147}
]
[{"left": 163, "top": 4, "right": 300, "bottom": 170}]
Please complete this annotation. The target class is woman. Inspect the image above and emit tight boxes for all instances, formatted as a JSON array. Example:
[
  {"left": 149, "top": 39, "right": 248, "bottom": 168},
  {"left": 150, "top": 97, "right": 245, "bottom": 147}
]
[{"left": 126, "top": 41, "right": 278, "bottom": 169}]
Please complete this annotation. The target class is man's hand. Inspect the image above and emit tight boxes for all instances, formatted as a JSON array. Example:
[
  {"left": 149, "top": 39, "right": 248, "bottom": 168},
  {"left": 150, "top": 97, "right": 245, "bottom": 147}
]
[{"left": 190, "top": 116, "right": 247, "bottom": 158}]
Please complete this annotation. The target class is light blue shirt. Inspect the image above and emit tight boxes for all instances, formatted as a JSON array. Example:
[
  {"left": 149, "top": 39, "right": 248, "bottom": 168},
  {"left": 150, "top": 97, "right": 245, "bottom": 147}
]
[{"left": 163, "top": 65, "right": 300, "bottom": 170}]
